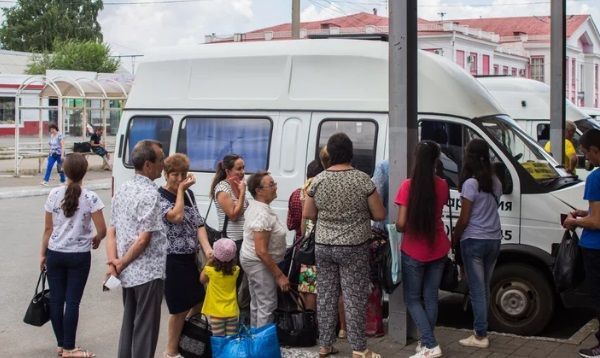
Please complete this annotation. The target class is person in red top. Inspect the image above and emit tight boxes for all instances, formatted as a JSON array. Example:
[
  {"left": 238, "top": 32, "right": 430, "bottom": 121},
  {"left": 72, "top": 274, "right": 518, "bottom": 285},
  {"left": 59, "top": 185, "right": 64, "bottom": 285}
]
[{"left": 395, "top": 140, "right": 450, "bottom": 358}]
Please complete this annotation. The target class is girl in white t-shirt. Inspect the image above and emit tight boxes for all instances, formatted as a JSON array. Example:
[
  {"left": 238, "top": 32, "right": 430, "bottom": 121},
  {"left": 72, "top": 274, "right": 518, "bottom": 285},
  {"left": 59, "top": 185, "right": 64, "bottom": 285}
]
[{"left": 40, "top": 153, "right": 107, "bottom": 358}]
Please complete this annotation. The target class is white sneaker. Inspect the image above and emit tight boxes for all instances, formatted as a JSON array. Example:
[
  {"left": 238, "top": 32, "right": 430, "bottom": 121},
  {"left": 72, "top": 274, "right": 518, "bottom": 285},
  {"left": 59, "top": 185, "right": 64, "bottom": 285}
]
[
  {"left": 409, "top": 345, "right": 442, "bottom": 358},
  {"left": 459, "top": 334, "right": 489, "bottom": 348},
  {"left": 40, "top": 181, "right": 49, "bottom": 186},
  {"left": 415, "top": 340, "right": 422, "bottom": 353}
]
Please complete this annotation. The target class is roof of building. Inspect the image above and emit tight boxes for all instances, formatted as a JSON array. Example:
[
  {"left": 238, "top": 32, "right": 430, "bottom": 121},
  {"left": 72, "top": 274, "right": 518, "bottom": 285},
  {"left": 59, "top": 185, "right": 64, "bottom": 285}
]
[
  {"left": 448, "top": 15, "right": 589, "bottom": 38},
  {"left": 0, "top": 50, "right": 31, "bottom": 75},
  {"left": 247, "top": 12, "right": 391, "bottom": 34}
]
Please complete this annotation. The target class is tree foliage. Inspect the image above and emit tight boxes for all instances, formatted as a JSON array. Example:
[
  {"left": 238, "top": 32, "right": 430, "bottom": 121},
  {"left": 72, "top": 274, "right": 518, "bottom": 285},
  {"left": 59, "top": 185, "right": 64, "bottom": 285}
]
[
  {"left": 26, "top": 40, "right": 120, "bottom": 74},
  {"left": 0, "top": 0, "right": 104, "bottom": 52}
]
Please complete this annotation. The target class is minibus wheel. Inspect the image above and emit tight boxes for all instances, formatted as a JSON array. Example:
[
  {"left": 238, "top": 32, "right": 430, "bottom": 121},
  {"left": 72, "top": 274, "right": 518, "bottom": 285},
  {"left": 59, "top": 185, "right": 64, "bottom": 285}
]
[{"left": 488, "top": 263, "right": 554, "bottom": 336}]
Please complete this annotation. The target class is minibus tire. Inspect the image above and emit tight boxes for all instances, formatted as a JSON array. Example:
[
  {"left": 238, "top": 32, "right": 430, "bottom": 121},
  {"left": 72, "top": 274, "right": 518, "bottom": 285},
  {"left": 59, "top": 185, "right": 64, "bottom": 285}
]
[{"left": 488, "top": 263, "right": 554, "bottom": 336}]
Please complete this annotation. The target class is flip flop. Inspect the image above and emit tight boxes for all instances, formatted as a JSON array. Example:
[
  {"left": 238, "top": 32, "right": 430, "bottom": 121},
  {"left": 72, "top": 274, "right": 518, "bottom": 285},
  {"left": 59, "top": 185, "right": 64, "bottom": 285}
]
[{"left": 319, "top": 346, "right": 339, "bottom": 357}]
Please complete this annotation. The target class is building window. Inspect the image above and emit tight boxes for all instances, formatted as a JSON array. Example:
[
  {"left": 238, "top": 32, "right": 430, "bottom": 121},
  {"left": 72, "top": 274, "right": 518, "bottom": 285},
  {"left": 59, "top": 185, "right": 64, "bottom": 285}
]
[
  {"left": 177, "top": 116, "right": 272, "bottom": 172},
  {"left": 456, "top": 50, "right": 465, "bottom": 68},
  {"left": 519, "top": 69, "right": 526, "bottom": 77},
  {"left": 503, "top": 66, "right": 509, "bottom": 75},
  {"left": 0, "top": 97, "right": 15, "bottom": 124},
  {"left": 530, "top": 56, "right": 545, "bottom": 82},
  {"left": 483, "top": 55, "right": 490, "bottom": 75},
  {"left": 469, "top": 53, "right": 478, "bottom": 75},
  {"left": 511, "top": 68, "right": 517, "bottom": 77},
  {"left": 493, "top": 64, "right": 499, "bottom": 75}
]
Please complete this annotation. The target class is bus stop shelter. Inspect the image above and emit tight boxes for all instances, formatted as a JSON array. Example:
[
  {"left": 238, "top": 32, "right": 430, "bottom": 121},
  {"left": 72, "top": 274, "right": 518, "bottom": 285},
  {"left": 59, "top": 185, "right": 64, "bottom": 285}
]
[{"left": 12, "top": 75, "right": 130, "bottom": 176}]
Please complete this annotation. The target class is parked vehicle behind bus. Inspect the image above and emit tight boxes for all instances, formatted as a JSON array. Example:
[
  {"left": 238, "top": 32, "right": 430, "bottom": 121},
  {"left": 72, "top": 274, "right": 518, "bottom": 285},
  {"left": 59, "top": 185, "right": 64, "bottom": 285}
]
[
  {"left": 477, "top": 76, "right": 599, "bottom": 179},
  {"left": 113, "top": 39, "right": 586, "bottom": 336}
]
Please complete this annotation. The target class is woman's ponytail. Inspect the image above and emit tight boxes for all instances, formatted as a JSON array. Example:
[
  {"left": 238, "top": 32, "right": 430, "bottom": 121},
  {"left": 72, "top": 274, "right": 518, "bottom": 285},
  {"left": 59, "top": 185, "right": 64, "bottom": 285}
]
[
  {"left": 60, "top": 153, "right": 88, "bottom": 218},
  {"left": 62, "top": 182, "right": 82, "bottom": 218}
]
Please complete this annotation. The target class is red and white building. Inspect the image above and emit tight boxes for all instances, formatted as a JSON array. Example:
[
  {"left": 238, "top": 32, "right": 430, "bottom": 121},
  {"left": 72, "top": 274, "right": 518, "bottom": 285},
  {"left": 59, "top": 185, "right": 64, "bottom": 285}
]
[{"left": 206, "top": 12, "right": 600, "bottom": 108}]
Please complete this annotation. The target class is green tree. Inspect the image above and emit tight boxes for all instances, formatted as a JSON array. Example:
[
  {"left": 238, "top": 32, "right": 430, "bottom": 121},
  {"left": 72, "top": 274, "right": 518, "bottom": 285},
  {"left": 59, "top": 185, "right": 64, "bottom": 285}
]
[
  {"left": 26, "top": 40, "right": 120, "bottom": 74},
  {"left": 0, "top": 0, "right": 103, "bottom": 52}
]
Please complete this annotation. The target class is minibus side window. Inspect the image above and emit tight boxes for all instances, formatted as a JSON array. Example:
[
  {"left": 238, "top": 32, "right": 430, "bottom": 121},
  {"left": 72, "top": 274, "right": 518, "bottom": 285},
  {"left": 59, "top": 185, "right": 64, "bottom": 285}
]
[
  {"left": 124, "top": 116, "right": 172, "bottom": 166},
  {"left": 177, "top": 117, "right": 272, "bottom": 173},
  {"left": 537, "top": 124, "right": 549, "bottom": 145},
  {"left": 316, "top": 119, "right": 378, "bottom": 176},
  {"left": 420, "top": 120, "right": 511, "bottom": 192}
]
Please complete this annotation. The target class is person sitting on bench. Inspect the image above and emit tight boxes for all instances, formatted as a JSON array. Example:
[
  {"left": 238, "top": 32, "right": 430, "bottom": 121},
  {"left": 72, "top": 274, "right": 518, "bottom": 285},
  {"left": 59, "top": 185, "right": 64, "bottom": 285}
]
[{"left": 90, "top": 127, "right": 111, "bottom": 170}]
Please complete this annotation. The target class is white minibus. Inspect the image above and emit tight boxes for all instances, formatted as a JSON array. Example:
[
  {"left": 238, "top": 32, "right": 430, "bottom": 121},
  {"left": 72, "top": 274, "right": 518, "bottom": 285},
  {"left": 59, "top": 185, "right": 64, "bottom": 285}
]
[{"left": 114, "top": 39, "right": 587, "bottom": 336}]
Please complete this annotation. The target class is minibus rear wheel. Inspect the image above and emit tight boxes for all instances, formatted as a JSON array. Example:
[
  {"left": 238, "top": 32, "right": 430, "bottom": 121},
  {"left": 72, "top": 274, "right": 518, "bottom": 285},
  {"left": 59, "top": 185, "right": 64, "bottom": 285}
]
[{"left": 488, "top": 263, "right": 554, "bottom": 336}]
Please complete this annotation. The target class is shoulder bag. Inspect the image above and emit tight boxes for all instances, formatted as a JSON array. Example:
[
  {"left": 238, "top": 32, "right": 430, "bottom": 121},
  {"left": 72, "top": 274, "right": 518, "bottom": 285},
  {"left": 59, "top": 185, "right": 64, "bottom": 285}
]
[
  {"left": 23, "top": 270, "right": 51, "bottom": 327},
  {"left": 186, "top": 192, "right": 228, "bottom": 247},
  {"left": 295, "top": 227, "right": 315, "bottom": 266},
  {"left": 178, "top": 313, "right": 212, "bottom": 358},
  {"left": 273, "top": 289, "right": 317, "bottom": 347},
  {"left": 441, "top": 183, "right": 459, "bottom": 291}
]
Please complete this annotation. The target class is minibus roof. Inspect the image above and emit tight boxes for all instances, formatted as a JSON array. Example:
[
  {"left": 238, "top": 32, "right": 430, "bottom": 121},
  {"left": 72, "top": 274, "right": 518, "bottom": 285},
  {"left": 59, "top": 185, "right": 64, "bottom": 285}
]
[
  {"left": 477, "top": 76, "right": 590, "bottom": 123},
  {"left": 127, "top": 39, "right": 504, "bottom": 119}
]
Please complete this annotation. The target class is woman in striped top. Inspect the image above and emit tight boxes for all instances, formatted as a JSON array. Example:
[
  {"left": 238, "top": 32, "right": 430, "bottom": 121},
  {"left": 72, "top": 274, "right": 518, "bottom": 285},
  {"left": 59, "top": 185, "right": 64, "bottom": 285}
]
[{"left": 210, "top": 154, "right": 250, "bottom": 309}]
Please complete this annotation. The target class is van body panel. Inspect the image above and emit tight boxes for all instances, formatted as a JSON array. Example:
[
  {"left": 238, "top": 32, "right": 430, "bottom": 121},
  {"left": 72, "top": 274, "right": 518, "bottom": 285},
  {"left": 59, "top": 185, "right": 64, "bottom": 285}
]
[{"left": 129, "top": 40, "right": 505, "bottom": 119}]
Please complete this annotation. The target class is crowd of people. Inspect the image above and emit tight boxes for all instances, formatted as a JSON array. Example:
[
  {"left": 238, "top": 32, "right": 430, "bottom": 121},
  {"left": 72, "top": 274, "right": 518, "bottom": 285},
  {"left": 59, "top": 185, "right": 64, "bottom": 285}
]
[{"left": 38, "top": 128, "right": 600, "bottom": 358}]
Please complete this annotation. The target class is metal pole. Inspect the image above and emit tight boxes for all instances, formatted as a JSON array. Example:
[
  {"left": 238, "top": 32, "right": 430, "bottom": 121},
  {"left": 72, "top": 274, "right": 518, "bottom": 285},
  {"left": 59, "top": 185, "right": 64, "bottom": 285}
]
[
  {"left": 388, "top": 0, "right": 418, "bottom": 345},
  {"left": 38, "top": 95, "right": 43, "bottom": 173},
  {"left": 550, "top": 0, "right": 566, "bottom": 166},
  {"left": 291, "top": 0, "right": 300, "bottom": 39},
  {"left": 14, "top": 96, "right": 20, "bottom": 177}
]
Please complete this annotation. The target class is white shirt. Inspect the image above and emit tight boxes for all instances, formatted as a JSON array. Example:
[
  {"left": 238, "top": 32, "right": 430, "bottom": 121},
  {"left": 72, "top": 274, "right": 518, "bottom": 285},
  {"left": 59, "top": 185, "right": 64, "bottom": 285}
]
[
  {"left": 111, "top": 175, "right": 167, "bottom": 288},
  {"left": 240, "top": 200, "right": 287, "bottom": 263},
  {"left": 44, "top": 186, "right": 104, "bottom": 253}
]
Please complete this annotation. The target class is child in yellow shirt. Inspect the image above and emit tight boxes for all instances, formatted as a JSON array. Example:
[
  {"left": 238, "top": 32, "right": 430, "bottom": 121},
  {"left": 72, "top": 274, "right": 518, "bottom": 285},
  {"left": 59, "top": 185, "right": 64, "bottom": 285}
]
[{"left": 200, "top": 238, "right": 240, "bottom": 336}]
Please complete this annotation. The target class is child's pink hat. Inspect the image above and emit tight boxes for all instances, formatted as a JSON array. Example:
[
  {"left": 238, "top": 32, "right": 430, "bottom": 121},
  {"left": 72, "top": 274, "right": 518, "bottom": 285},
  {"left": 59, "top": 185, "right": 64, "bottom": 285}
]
[{"left": 213, "top": 238, "right": 237, "bottom": 262}]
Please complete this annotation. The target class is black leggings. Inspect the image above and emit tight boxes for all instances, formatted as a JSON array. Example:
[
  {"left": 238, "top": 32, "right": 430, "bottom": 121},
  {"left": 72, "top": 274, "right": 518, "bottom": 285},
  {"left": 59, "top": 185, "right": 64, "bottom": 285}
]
[{"left": 46, "top": 250, "right": 91, "bottom": 350}]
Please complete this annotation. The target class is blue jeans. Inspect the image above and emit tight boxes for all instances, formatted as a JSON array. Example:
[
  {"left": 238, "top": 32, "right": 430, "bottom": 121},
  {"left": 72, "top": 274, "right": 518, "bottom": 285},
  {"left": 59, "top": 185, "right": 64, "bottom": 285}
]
[
  {"left": 44, "top": 153, "right": 65, "bottom": 183},
  {"left": 461, "top": 238, "right": 501, "bottom": 337},
  {"left": 401, "top": 252, "right": 446, "bottom": 349},
  {"left": 46, "top": 250, "right": 91, "bottom": 350}
]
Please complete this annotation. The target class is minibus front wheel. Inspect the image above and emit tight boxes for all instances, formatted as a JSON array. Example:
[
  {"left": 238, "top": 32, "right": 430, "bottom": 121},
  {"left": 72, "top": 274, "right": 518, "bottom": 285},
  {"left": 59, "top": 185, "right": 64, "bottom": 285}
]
[{"left": 488, "top": 263, "right": 555, "bottom": 336}]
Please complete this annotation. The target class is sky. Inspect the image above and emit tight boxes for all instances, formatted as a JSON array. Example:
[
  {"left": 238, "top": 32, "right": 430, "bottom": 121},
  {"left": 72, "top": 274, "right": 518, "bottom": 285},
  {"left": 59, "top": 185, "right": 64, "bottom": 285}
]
[
  {"left": 1, "top": 0, "right": 599, "bottom": 71},
  {"left": 95, "top": 0, "right": 599, "bottom": 58}
]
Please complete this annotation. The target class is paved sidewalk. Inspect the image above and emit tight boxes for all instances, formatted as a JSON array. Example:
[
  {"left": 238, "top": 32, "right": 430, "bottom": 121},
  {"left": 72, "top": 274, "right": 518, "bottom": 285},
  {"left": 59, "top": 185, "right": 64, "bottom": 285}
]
[
  {"left": 283, "top": 320, "right": 597, "bottom": 357},
  {"left": 0, "top": 159, "right": 112, "bottom": 199}
]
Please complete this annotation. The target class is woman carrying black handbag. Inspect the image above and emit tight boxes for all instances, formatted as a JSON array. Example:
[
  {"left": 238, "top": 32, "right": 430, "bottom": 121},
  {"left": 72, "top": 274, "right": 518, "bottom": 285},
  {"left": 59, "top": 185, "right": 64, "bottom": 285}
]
[{"left": 39, "top": 154, "right": 107, "bottom": 358}]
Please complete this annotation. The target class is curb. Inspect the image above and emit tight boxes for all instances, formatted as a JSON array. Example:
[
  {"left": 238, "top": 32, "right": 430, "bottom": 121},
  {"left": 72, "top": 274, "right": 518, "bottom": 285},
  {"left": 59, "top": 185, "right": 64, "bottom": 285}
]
[{"left": 0, "top": 179, "right": 111, "bottom": 200}]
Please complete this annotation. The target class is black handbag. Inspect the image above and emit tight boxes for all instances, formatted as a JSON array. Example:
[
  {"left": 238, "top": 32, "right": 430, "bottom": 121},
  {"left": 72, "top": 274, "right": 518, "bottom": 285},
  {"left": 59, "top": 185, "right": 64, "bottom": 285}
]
[
  {"left": 553, "top": 230, "right": 585, "bottom": 292},
  {"left": 274, "top": 289, "right": 317, "bottom": 347},
  {"left": 23, "top": 270, "right": 51, "bottom": 327},
  {"left": 179, "top": 314, "right": 212, "bottom": 358},
  {"left": 439, "top": 256, "right": 459, "bottom": 291},
  {"left": 295, "top": 228, "right": 315, "bottom": 266}
]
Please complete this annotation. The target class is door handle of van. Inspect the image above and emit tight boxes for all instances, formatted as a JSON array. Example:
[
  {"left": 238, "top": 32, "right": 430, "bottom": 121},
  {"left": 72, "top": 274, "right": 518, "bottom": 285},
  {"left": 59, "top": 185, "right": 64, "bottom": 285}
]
[{"left": 118, "top": 134, "right": 124, "bottom": 158}]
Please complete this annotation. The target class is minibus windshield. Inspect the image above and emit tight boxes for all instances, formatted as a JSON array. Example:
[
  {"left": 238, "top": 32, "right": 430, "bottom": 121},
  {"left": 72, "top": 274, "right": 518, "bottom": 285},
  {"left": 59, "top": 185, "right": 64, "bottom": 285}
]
[{"left": 477, "top": 116, "right": 565, "bottom": 182}]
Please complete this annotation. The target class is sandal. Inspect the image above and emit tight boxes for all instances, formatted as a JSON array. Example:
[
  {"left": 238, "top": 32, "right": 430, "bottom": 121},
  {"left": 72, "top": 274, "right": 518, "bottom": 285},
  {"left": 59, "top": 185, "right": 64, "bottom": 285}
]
[
  {"left": 163, "top": 352, "right": 184, "bottom": 358},
  {"left": 352, "top": 349, "right": 382, "bottom": 358},
  {"left": 61, "top": 348, "right": 96, "bottom": 358},
  {"left": 56, "top": 347, "right": 63, "bottom": 356},
  {"left": 319, "top": 346, "right": 339, "bottom": 357}
]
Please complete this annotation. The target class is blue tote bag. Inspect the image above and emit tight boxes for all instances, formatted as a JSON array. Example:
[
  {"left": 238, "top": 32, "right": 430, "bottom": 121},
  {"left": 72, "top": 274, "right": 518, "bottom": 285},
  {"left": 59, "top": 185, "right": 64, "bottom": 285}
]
[{"left": 211, "top": 323, "right": 281, "bottom": 358}]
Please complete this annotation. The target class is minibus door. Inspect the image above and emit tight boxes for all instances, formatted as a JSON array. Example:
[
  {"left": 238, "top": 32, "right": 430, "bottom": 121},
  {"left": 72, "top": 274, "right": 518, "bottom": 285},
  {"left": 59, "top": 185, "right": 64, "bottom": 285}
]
[{"left": 418, "top": 117, "right": 521, "bottom": 244}]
